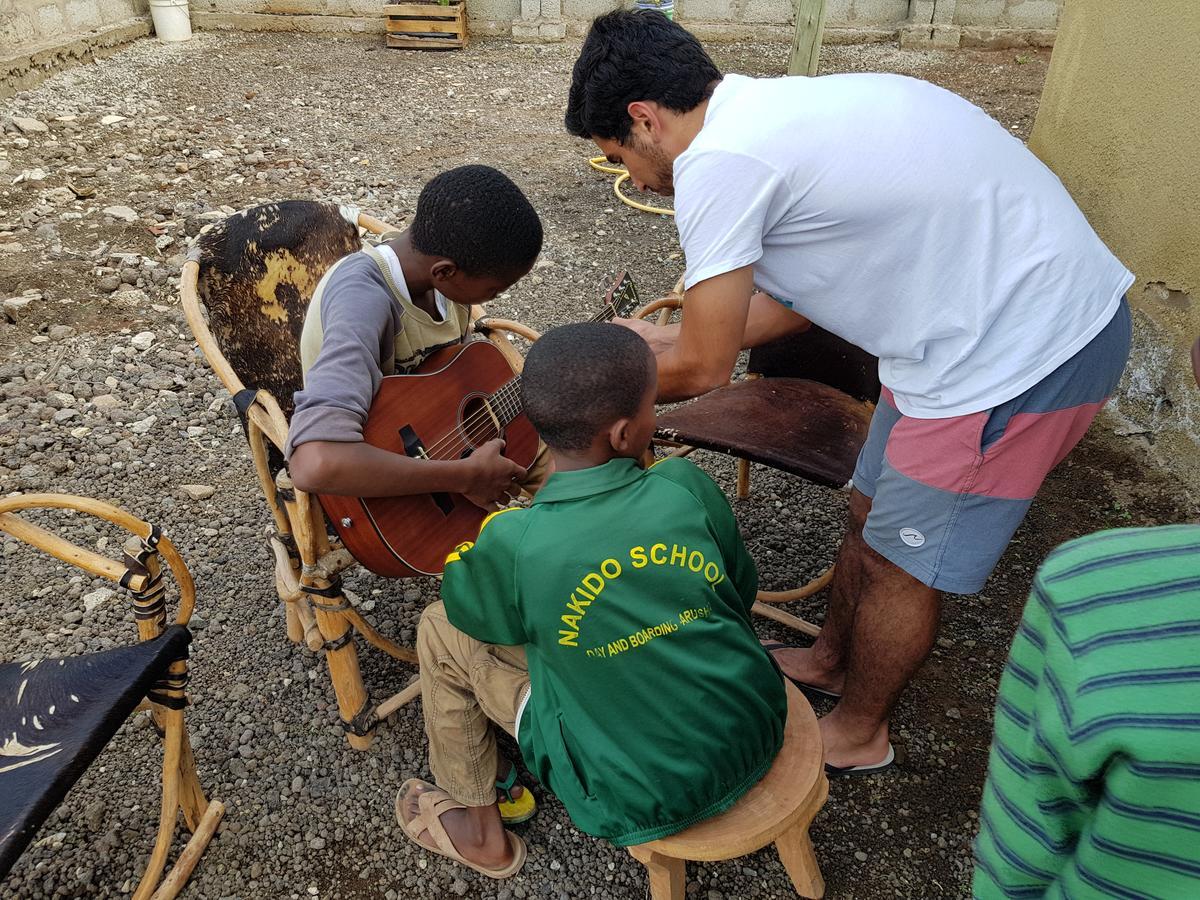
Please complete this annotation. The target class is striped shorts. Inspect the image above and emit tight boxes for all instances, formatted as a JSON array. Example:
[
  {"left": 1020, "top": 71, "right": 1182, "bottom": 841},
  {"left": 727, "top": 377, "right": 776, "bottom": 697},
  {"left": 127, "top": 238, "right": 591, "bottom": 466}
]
[{"left": 852, "top": 298, "right": 1132, "bottom": 594}]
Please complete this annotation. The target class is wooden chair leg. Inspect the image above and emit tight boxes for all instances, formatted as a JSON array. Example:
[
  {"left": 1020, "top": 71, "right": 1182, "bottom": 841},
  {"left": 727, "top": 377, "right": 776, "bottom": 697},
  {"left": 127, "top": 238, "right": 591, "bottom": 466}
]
[
  {"left": 628, "top": 845, "right": 687, "bottom": 900},
  {"left": 737, "top": 458, "right": 752, "bottom": 499},
  {"left": 132, "top": 706, "right": 185, "bottom": 900},
  {"left": 310, "top": 596, "right": 374, "bottom": 751},
  {"left": 775, "top": 821, "right": 825, "bottom": 899}
]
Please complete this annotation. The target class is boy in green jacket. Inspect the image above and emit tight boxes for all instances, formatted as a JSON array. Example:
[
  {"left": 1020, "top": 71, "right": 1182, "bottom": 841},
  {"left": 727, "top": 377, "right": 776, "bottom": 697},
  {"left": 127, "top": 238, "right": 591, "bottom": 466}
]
[{"left": 397, "top": 322, "right": 787, "bottom": 878}]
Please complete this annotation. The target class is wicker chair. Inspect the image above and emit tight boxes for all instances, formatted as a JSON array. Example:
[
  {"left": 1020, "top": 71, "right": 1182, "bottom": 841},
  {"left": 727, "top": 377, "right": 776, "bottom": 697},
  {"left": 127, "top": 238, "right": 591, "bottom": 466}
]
[
  {"left": 180, "top": 200, "right": 535, "bottom": 750},
  {"left": 0, "top": 494, "right": 223, "bottom": 900},
  {"left": 639, "top": 286, "right": 880, "bottom": 635}
]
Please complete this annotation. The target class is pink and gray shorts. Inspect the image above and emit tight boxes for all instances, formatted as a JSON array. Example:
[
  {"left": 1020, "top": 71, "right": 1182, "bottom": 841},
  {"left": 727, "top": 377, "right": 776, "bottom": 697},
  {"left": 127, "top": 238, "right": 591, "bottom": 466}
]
[{"left": 852, "top": 299, "right": 1131, "bottom": 594}]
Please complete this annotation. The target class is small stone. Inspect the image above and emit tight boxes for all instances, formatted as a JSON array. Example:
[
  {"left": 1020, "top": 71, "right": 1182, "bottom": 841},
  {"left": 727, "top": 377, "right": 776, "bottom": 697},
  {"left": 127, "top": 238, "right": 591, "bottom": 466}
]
[
  {"left": 102, "top": 205, "right": 139, "bottom": 223},
  {"left": 83, "top": 588, "right": 115, "bottom": 612},
  {"left": 3, "top": 297, "right": 33, "bottom": 321},
  {"left": 945, "top": 707, "right": 962, "bottom": 720},
  {"left": 97, "top": 274, "right": 121, "bottom": 293},
  {"left": 229, "top": 758, "right": 249, "bottom": 780},
  {"left": 450, "top": 879, "right": 469, "bottom": 896},
  {"left": 91, "top": 394, "right": 120, "bottom": 410},
  {"left": 130, "top": 331, "right": 155, "bottom": 350},
  {"left": 308, "top": 836, "right": 326, "bottom": 850},
  {"left": 854, "top": 850, "right": 868, "bottom": 862},
  {"left": 13, "top": 117, "right": 49, "bottom": 133},
  {"left": 129, "top": 415, "right": 157, "bottom": 434},
  {"left": 49, "top": 324, "right": 75, "bottom": 341},
  {"left": 181, "top": 484, "right": 215, "bottom": 501},
  {"left": 63, "top": 609, "right": 83, "bottom": 624},
  {"left": 100, "top": 114, "right": 127, "bottom": 125}
]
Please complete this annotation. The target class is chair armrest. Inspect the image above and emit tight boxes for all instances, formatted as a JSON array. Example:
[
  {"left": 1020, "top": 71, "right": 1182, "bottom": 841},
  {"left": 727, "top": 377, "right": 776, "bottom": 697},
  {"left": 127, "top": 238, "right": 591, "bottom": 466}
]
[{"left": 0, "top": 494, "right": 196, "bottom": 627}]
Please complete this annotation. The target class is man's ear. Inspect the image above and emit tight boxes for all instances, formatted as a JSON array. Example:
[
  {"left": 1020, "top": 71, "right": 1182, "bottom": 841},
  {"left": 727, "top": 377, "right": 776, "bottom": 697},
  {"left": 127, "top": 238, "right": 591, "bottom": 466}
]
[
  {"left": 607, "top": 417, "right": 634, "bottom": 453},
  {"left": 626, "top": 101, "right": 661, "bottom": 139}
]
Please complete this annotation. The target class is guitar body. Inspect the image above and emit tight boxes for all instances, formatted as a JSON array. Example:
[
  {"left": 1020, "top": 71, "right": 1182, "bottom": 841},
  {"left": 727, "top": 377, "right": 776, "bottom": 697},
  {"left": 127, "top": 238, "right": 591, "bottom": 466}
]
[{"left": 318, "top": 340, "right": 539, "bottom": 578}]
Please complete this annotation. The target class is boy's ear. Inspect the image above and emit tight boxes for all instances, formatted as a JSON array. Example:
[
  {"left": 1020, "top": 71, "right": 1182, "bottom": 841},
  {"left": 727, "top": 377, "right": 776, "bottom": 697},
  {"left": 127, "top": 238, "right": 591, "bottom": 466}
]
[
  {"left": 607, "top": 416, "right": 635, "bottom": 454},
  {"left": 430, "top": 258, "right": 458, "bottom": 283}
]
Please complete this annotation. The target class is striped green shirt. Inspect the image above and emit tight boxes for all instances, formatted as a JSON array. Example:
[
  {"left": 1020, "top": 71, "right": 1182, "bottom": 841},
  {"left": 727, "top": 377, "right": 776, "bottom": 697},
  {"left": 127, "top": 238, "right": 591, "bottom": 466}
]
[{"left": 974, "top": 524, "right": 1200, "bottom": 899}]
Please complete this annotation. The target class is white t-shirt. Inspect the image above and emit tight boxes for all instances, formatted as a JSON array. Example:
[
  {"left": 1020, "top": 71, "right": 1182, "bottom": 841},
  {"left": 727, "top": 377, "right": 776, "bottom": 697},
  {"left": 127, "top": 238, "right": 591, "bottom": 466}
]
[
  {"left": 674, "top": 73, "right": 1134, "bottom": 419},
  {"left": 376, "top": 243, "right": 449, "bottom": 321}
]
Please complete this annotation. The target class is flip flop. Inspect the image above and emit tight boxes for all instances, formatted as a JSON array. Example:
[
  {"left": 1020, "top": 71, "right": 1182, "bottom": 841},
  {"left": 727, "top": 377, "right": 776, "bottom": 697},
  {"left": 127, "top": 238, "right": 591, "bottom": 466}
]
[
  {"left": 761, "top": 641, "right": 843, "bottom": 701},
  {"left": 396, "top": 778, "right": 527, "bottom": 879},
  {"left": 824, "top": 743, "right": 896, "bottom": 778},
  {"left": 496, "top": 759, "right": 537, "bottom": 825}
]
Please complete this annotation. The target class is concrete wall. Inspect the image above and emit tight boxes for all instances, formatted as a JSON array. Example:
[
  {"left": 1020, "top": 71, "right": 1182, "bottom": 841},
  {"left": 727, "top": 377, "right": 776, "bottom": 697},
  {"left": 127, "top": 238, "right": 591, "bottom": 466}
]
[
  {"left": 1030, "top": 0, "right": 1200, "bottom": 479},
  {"left": 1, "top": 0, "right": 150, "bottom": 97},
  {"left": 2, "top": 0, "right": 148, "bottom": 50},
  {"left": 186, "top": 0, "right": 1060, "bottom": 42}
]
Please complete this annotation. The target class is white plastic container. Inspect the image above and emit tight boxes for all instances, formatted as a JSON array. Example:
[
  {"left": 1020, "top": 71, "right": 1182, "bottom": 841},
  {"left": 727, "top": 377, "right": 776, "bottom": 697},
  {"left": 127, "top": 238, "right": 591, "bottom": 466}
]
[{"left": 149, "top": 0, "right": 192, "bottom": 42}]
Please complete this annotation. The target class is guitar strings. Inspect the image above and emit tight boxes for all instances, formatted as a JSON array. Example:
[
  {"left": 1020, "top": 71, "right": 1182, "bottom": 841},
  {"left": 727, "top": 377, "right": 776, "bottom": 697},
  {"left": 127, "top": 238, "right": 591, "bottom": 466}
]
[
  {"left": 414, "top": 300, "right": 628, "bottom": 462},
  {"left": 418, "top": 303, "right": 619, "bottom": 460}
]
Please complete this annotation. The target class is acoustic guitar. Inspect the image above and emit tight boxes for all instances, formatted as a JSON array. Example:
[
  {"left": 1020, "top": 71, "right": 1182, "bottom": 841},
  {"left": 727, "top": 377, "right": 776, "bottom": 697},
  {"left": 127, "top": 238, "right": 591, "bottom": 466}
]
[{"left": 318, "top": 273, "right": 642, "bottom": 578}]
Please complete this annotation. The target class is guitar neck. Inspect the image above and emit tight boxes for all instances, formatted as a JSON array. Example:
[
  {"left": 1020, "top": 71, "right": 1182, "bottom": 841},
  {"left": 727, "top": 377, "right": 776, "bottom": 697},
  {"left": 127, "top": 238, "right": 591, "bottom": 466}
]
[{"left": 488, "top": 300, "right": 623, "bottom": 427}]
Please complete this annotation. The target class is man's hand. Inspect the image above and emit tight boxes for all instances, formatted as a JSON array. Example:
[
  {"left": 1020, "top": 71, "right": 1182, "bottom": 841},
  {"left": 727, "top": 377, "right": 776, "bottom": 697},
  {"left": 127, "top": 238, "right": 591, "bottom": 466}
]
[
  {"left": 461, "top": 438, "right": 526, "bottom": 511},
  {"left": 613, "top": 316, "right": 680, "bottom": 355}
]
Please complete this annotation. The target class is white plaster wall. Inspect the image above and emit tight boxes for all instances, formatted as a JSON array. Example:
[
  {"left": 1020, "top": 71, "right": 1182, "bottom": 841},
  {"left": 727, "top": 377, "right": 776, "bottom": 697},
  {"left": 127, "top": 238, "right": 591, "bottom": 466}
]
[{"left": 2, "top": 0, "right": 148, "bottom": 51}]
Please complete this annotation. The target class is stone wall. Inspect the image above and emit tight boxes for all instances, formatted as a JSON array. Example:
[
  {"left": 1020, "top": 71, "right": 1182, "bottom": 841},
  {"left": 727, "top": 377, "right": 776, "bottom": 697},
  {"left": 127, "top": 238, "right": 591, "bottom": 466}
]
[
  {"left": 1, "top": 0, "right": 151, "bottom": 97},
  {"left": 1030, "top": 0, "right": 1200, "bottom": 485}
]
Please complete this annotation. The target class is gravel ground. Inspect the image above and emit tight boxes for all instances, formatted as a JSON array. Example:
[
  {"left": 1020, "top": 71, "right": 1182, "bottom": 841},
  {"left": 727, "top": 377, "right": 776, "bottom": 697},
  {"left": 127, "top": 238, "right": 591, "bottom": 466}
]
[{"left": 2, "top": 32, "right": 1196, "bottom": 900}]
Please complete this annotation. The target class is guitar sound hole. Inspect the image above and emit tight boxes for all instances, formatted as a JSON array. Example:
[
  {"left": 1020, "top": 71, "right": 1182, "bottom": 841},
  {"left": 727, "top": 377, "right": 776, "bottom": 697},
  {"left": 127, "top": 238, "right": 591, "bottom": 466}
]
[{"left": 459, "top": 396, "right": 502, "bottom": 457}]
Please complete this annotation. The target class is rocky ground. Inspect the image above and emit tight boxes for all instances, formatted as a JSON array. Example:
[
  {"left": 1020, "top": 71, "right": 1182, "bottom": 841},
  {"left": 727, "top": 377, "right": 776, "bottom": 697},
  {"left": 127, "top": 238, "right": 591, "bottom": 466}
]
[{"left": 1, "top": 31, "right": 1195, "bottom": 900}]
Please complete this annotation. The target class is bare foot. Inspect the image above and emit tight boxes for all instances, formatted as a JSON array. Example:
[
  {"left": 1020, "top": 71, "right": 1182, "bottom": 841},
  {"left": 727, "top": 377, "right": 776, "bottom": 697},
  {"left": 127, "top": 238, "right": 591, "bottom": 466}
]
[
  {"left": 763, "top": 642, "right": 846, "bottom": 696},
  {"left": 818, "top": 709, "right": 892, "bottom": 769},
  {"left": 398, "top": 780, "right": 514, "bottom": 870}
]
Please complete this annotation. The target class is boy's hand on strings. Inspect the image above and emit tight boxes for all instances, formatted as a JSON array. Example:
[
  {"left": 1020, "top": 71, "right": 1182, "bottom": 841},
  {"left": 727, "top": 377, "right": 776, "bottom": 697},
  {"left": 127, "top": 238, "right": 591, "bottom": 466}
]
[{"left": 461, "top": 438, "right": 526, "bottom": 511}]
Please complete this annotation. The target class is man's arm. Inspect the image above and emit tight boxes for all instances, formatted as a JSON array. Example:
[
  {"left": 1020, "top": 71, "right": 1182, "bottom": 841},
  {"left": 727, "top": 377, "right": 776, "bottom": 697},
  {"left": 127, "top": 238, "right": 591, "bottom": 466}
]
[{"left": 619, "top": 275, "right": 811, "bottom": 402}]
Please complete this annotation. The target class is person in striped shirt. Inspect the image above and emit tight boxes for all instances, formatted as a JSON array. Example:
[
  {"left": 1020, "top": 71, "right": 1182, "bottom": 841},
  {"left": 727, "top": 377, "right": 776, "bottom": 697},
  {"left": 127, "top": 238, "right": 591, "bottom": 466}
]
[{"left": 974, "top": 336, "right": 1200, "bottom": 898}]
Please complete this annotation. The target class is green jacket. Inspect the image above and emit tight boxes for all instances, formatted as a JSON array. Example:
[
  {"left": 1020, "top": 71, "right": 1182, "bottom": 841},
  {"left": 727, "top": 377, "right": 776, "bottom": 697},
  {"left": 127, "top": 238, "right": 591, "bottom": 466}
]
[{"left": 442, "top": 457, "right": 786, "bottom": 846}]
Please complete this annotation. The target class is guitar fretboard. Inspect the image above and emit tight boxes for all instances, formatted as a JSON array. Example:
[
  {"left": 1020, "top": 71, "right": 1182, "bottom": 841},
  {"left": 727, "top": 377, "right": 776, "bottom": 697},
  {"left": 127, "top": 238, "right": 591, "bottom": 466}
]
[{"left": 484, "top": 300, "right": 625, "bottom": 429}]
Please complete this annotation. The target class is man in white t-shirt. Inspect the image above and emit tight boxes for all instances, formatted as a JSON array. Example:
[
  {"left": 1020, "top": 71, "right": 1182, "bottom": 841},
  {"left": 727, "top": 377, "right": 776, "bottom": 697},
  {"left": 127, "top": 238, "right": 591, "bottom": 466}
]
[{"left": 565, "top": 11, "right": 1133, "bottom": 773}]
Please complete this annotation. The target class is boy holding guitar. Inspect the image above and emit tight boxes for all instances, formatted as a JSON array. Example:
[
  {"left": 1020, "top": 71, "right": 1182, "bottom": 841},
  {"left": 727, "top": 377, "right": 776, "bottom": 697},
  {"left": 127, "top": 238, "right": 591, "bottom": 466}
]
[
  {"left": 397, "top": 323, "right": 786, "bottom": 878},
  {"left": 284, "top": 165, "right": 545, "bottom": 510}
]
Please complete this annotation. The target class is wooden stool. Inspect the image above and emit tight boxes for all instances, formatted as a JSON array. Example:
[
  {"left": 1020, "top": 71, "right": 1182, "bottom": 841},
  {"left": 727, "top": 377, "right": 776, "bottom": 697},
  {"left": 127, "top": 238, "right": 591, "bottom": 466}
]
[{"left": 628, "top": 682, "right": 828, "bottom": 899}]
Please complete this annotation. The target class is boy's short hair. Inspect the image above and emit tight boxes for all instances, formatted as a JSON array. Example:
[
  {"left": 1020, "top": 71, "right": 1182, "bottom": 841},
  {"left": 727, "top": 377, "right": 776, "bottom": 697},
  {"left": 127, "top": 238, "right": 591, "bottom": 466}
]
[
  {"left": 565, "top": 10, "right": 722, "bottom": 143},
  {"left": 522, "top": 323, "right": 654, "bottom": 451},
  {"left": 410, "top": 165, "right": 543, "bottom": 278}
]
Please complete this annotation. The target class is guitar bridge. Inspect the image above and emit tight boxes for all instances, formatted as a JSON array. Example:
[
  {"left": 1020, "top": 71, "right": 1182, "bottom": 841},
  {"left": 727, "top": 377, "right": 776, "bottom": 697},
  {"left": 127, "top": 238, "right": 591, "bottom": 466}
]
[{"left": 399, "top": 424, "right": 454, "bottom": 517}]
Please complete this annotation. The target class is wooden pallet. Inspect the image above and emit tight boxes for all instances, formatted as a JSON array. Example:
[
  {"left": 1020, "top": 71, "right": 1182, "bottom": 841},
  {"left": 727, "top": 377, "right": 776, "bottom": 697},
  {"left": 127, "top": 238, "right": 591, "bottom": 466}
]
[{"left": 385, "top": 1, "right": 467, "bottom": 50}]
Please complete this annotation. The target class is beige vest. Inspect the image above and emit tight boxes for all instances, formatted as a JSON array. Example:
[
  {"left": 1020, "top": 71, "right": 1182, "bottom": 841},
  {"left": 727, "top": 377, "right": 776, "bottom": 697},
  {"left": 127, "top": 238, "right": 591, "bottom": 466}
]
[{"left": 299, "top": 246, "right": 471, "bottom": 378}]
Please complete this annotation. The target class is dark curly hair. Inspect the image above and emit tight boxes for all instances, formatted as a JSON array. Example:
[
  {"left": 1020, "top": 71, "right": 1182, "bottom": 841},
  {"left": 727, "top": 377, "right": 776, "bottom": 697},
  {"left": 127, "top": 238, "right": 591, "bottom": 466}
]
[
  {"left": 565, "top": 10, "right": 722, "bottom": 143},
  {"left": 410, "top": 165, "right": 543, "bottom": 278},
  {"left": 522, "top": 323, "right": 655, "bottom": 452}
]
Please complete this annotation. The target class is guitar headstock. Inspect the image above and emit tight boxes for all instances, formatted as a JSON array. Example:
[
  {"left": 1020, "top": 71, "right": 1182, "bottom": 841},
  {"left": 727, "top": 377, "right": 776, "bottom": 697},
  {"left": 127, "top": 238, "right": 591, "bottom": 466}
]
[{"left": 601, "top": 270, "right": 641, "bottom": 320}]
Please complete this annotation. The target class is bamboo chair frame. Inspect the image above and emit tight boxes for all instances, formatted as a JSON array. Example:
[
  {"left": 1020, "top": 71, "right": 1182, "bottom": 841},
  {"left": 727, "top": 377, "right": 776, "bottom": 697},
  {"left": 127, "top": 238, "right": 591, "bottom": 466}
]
[
  {"left": 637, "top": 280, "right": 832, "bottom": 637},
  {"left": 181, "top": 211, "right": 533, "bottom": 750},
  {"left": 0, "top": 494, "right": 224, "bottom": 900}
]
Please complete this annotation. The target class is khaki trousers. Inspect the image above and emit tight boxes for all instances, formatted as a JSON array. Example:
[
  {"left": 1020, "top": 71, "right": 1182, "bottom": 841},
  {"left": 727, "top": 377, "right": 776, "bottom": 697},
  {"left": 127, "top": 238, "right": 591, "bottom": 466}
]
[{"left": 417, "top": 601, "right": 530, "bottom": 807}]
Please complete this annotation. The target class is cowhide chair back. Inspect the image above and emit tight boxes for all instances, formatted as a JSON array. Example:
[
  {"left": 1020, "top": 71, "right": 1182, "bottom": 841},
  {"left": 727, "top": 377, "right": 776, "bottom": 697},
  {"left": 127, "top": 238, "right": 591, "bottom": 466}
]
[{"left": 194, "top": 200, "right": 361, "bottom": 420}]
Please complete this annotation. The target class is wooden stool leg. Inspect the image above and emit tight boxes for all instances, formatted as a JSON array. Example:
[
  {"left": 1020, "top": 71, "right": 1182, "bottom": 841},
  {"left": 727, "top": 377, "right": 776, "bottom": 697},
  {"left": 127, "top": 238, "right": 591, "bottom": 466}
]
[
  {"left": 628, "top": 846, "right": 687, "bottom": 900},
  {"left": 775, "top": 821, "right": 825, "bottom": 898}
]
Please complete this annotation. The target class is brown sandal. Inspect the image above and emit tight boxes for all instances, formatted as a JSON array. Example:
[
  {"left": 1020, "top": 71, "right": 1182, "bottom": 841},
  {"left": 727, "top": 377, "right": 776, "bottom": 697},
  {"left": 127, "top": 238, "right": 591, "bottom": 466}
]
[{"left": 396, "top": 778, "right": 527, "bottom": 879}]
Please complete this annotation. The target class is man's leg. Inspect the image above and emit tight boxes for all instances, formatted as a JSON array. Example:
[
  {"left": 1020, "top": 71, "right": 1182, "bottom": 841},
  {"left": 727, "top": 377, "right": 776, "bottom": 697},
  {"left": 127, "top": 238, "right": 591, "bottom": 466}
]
[
  {"left": 774, "top": 487, "right": 941, "bottom": 767},
  {"left": 399, "top": 601, "right": 529, "bottom": 869},
  {"left": 772, "top": 487, "right": 872, "bottom": 695}
]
